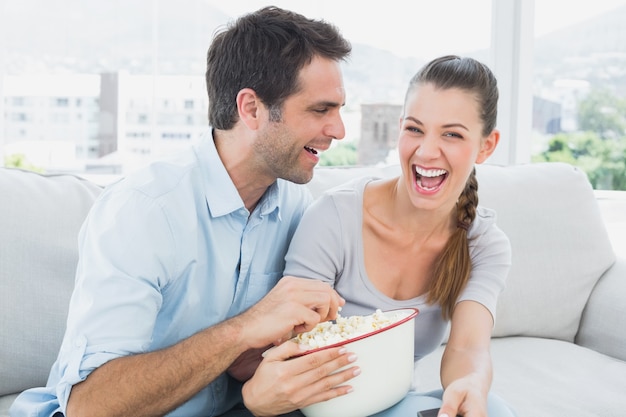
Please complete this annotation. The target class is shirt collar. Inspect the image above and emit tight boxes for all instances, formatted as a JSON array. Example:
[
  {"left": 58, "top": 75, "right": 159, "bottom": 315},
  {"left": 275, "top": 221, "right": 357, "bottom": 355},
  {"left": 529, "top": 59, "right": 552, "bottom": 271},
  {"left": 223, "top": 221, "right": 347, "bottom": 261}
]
[
  {"left": 195, "top": 130, "right": 281, "bottom": 219},
  {"left": 257, "top": 180, "right": 281, "bottom": 220}
]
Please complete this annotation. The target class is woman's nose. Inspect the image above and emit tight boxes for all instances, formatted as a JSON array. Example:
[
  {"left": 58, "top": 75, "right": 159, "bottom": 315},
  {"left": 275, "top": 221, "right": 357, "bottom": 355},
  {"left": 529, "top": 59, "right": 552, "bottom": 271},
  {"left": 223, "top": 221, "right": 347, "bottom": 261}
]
[{"left": 415, "top": 134, "right": 440, "bottom": 159}]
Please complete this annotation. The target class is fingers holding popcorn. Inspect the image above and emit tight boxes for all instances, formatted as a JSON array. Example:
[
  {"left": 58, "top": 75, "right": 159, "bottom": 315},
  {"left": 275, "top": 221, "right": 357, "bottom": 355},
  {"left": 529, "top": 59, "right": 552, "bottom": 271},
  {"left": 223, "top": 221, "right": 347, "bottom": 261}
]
[{"left": 238, "top": 277, "right": 344, "bottom": 349}]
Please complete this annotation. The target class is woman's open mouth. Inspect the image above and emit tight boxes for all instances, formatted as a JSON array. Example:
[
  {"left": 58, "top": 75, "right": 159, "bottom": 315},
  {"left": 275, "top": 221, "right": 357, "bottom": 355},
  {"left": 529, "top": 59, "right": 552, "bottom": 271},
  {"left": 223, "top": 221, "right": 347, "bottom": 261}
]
[{"left": 414, "top": 165, "right": 448, "bottom": 191}]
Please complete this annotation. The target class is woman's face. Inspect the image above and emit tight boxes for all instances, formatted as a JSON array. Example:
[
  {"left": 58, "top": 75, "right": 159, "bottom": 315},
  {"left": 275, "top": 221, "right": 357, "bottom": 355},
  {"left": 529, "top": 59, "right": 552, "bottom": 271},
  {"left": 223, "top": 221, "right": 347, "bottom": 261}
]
[{"left": 397, "top": 82, "right": 498, "bottom": 213}]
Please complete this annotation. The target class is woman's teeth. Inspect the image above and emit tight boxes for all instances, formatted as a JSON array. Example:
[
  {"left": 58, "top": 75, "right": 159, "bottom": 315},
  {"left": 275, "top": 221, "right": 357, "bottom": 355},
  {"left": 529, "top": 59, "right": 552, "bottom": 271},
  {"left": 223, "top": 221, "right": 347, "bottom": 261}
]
[
  {"left": 414, "top": 166, "right": 447, "bottom": 177},
  {"left": 414, "top": 166, "right": 448, "bottom": 190}
]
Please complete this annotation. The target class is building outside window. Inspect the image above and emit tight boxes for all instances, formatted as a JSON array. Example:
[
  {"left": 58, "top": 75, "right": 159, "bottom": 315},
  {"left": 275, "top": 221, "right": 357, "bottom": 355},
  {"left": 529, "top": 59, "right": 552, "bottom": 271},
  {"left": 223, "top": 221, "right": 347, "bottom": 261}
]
[{"left": 0, "top": 0, "right": 624, "bottom": 189}]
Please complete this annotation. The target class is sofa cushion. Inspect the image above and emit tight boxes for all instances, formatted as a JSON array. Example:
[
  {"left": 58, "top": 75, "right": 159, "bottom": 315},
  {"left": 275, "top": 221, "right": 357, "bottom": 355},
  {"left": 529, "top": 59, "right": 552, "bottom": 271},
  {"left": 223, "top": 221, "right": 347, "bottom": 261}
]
[
  {"left": 576, "top": 257, "right": 626, "bottom": 361},
  {"left": 415, "top": 337, "right": 626, "bottom": 417},
  {"left": 308, "top": 164, "right": 401, "bottom": 198},
  {"left": 0, "top": 168, "right": 102, "bottom": 396},
  {"left": 0, "top": 393, "right": 17, "bottom": 417},
  {"left": 476, "top": 163, "right": 616, "bottom": 341},
  {"left": 309, "top": 162, "right": 616, "bottom": 342}
]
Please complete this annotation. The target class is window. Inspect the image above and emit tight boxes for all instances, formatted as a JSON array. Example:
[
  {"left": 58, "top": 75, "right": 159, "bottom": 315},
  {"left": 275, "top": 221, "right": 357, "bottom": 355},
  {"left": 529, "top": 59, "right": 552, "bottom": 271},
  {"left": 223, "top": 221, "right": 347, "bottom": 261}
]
[
  {"left": 0, "top": 0, "right": 492, "bottom": 174},
  {"left": 5, "top": 0, "right": 621, "bottom": 190},
  {"left": 530, "top": 0, "right": 626, "bottom": 190},
  {"left": 55, "top": 98, "right": 69, "bottom": 107}
]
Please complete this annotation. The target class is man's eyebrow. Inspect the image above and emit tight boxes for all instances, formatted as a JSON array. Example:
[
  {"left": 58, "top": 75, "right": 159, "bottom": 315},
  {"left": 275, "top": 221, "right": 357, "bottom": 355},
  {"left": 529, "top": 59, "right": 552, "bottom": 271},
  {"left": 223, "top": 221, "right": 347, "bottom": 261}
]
[{"left": 309, "top": 100, "right": 344, "bottom": 109}]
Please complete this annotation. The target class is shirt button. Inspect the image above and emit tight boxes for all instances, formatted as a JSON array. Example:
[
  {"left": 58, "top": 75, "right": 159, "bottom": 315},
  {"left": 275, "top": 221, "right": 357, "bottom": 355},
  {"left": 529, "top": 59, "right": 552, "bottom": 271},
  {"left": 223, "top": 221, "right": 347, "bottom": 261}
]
[
  {"left": 214, "top": 380, "right": 223, "bottom": 394},
  {"left": 75, "top": 335, "right": 87, "bottom": 347}
]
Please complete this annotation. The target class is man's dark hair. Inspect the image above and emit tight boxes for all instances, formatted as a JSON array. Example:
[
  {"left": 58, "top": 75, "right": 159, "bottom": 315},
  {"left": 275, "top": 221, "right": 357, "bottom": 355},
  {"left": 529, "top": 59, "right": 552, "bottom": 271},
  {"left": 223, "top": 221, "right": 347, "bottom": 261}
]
[{"left": 206, "top": 6, "right": 352, "bottom": 129}]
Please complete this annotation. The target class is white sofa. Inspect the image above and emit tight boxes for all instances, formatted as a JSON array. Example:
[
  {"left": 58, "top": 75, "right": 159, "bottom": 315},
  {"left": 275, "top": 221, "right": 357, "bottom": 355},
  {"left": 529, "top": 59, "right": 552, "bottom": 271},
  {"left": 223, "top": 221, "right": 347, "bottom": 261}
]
[{"left": 2, "top": 162, "right": 626, "bottom": 417}]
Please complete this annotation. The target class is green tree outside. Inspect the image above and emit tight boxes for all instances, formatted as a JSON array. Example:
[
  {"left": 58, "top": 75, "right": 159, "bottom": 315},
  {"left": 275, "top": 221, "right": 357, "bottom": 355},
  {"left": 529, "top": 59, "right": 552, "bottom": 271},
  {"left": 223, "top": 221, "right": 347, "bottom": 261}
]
[
  {"left": 578, "top": 88, "right": 626, "bottom": 139},
  {"left": 4, "top": 153, "right": 44, "bottom": 173},
  {"left": 320, "top": 141, "right": 358, "bottom": 167},
  {"left": 533, "top": 88, "right": 626, "bottom": 190}
]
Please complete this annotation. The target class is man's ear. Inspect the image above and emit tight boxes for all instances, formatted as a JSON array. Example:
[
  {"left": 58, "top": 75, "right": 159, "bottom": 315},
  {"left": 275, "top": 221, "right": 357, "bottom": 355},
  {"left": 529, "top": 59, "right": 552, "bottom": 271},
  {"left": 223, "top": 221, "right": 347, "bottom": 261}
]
[
  {"left": 236, "top": 88, "right": 262, "bottom": 130},
  {"left": 476, "top": 129, "right": 500, "bottom": 164}
]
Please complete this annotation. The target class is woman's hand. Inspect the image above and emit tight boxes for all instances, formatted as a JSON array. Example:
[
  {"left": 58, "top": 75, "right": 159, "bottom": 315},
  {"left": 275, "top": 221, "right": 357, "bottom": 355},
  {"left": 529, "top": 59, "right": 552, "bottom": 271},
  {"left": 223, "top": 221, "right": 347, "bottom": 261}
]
[
  {"left": 242, "top": 339, "right": 360, "bottom": 416},
  {"left": 439, "top": 373, "right": 488, "bottom": 417}
]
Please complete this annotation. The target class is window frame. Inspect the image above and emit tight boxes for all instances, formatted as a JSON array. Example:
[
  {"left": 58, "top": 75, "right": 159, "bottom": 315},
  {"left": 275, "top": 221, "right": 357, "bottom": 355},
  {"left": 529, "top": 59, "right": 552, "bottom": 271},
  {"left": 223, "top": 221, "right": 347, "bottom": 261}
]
[{"left": 490, "top": 0, "right": 534, "bottom": 165}]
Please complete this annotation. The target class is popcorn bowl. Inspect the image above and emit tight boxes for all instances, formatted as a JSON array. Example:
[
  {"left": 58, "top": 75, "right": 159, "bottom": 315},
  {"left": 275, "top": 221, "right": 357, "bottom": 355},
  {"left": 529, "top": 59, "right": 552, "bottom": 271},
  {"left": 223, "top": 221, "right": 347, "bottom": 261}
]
[{"left": 299, "top": 308, "right": 419, "bottom": 417}]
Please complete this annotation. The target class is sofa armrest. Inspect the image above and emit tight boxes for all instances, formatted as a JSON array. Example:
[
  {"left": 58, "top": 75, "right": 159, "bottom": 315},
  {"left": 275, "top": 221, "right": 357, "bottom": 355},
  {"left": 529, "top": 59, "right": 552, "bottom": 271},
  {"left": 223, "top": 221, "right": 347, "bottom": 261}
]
[{"left": 576, "top": 256, "right": 626, "bottom": 361}]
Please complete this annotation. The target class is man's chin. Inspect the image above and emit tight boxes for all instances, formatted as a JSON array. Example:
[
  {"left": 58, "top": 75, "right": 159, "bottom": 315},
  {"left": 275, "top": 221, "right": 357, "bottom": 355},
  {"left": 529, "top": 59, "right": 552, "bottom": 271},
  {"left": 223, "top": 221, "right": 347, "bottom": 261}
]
[{"left": 283, "top": 168, "right": 314, "bottom": 185}]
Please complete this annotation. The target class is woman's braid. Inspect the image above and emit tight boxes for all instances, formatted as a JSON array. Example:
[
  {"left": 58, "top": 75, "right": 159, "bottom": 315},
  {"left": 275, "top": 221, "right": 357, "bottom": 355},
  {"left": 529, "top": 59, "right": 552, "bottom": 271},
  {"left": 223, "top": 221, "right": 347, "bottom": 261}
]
[{"left": 457, "top": 167, "right": 478, "bottom": 231}]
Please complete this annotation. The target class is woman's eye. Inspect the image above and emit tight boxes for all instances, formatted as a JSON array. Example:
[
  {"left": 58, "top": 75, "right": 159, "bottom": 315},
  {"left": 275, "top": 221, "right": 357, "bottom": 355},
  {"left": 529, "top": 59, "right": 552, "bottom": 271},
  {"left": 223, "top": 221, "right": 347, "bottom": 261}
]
[{"left": 444, "top": 132, "right": 463, "bottom": 139}]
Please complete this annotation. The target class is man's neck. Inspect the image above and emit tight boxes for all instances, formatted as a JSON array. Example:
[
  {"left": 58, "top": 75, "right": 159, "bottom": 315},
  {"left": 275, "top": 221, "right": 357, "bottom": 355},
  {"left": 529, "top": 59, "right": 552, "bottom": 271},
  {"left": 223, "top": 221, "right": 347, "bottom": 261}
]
[{"left": 213, "top": 128, "right": 275, "bottom": 212}]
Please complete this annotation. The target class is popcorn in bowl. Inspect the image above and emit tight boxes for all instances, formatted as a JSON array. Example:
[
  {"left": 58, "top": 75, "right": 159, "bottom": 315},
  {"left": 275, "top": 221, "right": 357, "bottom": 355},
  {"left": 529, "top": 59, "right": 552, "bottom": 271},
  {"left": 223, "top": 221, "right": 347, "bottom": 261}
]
[
  {"left": 296, "top": 307, "right": 419, "bottom": 417},
  {"left": 293, "top": 308, "right": 412, "bottom": 350}
]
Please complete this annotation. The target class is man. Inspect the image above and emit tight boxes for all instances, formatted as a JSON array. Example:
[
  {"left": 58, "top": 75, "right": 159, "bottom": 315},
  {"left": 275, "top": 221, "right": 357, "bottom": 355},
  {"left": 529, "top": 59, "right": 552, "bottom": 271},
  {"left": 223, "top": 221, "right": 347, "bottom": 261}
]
[{"left": 10, "top": 6, "right": 356, "bottom": 417}]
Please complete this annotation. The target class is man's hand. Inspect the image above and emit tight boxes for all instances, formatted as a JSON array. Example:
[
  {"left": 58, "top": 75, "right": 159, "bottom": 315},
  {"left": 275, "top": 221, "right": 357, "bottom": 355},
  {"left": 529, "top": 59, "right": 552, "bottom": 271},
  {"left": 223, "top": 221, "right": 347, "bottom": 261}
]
[
  {"left": 237, "top": 277, "right": 344, "bottom": 350},
  {"left": 242, "top": 339, "right": 359, "bottom": 416}
]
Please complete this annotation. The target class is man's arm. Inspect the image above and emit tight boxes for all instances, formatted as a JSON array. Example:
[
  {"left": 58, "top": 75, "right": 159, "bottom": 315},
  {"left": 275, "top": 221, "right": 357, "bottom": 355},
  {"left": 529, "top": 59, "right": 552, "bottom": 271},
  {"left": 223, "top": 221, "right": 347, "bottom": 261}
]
[
  {"left": 67, "top": 317, "right": 248, "bottom": 417},
  {"left": 66, "top": 277, "right": 346, "bottom": 417}
]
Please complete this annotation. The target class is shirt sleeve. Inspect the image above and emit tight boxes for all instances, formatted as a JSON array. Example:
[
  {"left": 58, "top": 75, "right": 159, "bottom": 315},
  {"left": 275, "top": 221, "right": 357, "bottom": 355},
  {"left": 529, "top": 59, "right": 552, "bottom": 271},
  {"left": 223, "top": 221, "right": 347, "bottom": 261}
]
[
  {"left": 54, "top": 185, "right": 178, "bottom": 409},
  {"left": 459, "top": 206, "right": 512, "bottom": 323},
  {"left": 283, "top": 191, "right": 345, "bottom": 286}
]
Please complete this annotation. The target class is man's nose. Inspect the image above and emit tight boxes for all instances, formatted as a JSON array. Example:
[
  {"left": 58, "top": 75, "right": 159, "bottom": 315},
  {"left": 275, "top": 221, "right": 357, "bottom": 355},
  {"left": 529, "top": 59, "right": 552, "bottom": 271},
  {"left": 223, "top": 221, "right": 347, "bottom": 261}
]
[{"left": 326, "top": 113, "right": 346, "bottom": 140}]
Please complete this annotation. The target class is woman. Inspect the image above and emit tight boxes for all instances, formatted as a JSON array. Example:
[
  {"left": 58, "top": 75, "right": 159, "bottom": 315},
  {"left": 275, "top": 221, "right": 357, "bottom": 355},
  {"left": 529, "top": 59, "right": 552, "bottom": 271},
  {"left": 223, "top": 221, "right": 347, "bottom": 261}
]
[{"left": 283, "top": 55, "right": 515, "bottom": 417}]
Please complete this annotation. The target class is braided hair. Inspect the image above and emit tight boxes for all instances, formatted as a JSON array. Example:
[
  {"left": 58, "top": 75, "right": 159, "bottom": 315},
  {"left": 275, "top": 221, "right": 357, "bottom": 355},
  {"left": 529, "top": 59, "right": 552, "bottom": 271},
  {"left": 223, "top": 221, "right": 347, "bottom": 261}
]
[{"left": 406, "top": 55, "right": 498, "bottom": 319}]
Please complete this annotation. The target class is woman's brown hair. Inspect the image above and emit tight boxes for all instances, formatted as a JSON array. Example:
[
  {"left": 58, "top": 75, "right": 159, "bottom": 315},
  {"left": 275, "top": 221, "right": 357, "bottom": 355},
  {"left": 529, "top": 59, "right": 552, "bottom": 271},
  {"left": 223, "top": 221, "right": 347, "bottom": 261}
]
[{"left": 405, "top": 55, "right": 499, "bottom": 319}]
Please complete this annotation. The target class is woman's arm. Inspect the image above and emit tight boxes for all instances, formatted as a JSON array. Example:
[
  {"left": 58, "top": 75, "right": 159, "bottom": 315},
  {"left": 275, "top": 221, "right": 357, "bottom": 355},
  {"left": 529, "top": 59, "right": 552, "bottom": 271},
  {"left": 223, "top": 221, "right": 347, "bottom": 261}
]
[{"left": 438, "top": 300, "right": 494, "bottom": 417}]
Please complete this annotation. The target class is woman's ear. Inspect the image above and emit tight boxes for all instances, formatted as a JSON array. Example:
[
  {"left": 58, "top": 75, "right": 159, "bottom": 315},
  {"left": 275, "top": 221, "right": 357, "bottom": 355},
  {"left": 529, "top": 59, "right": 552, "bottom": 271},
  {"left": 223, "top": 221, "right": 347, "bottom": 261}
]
[
  {"left": 236, "top": 88, "right": 262, "bottom": 130},
  {"left": 475, "top": 129, "right": 500, "bottom": 164}
]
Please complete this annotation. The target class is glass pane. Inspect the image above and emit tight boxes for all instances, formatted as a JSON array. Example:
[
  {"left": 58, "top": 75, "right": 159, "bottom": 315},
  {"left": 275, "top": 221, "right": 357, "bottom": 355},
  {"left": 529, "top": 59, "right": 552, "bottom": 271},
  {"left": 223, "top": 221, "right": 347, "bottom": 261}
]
[
  {"left": 0, "top": 0, "right": 492, "bottom": 175},
  {"left": 532, "top": 1, "right": 626, "bottom": 190}
]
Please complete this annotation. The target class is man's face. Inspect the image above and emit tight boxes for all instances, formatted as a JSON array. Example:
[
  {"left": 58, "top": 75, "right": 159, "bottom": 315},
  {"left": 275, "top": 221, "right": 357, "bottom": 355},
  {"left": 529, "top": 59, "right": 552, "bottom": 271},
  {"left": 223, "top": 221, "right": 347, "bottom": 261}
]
[{"left": 254, "top": 56, "right": 346, "bottom": 184}]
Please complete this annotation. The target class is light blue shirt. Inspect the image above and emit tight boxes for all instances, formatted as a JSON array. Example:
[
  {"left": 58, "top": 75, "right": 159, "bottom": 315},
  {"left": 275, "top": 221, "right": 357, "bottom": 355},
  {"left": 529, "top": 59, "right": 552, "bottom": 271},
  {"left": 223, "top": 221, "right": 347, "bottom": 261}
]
[{"left": 10, "top": 131, "right": 313, "bottom": 417}]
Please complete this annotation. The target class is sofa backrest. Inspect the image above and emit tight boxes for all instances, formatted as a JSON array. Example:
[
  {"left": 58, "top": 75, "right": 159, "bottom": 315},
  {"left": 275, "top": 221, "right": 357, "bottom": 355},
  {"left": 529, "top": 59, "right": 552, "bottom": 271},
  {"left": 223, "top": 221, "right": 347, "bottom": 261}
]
[
  {"left": 0, "top": 168, "right": 102, "bottom": 396},
  {"left": 0, "top": 161, "right": 616, "bottom": 397},
  {"left": 475, "top": 162, "right": 615, "bottom": 339},
  {"left": 308, "top": 162, "right": 616, "bottom": 342}
]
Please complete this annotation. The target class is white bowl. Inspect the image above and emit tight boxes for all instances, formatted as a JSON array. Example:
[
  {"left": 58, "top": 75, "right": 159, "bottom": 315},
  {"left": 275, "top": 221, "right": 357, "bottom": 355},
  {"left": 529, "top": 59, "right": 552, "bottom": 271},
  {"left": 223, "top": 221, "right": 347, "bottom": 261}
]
[{"left": 300, "top": 308, "right": 419, "bottom": 417}]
